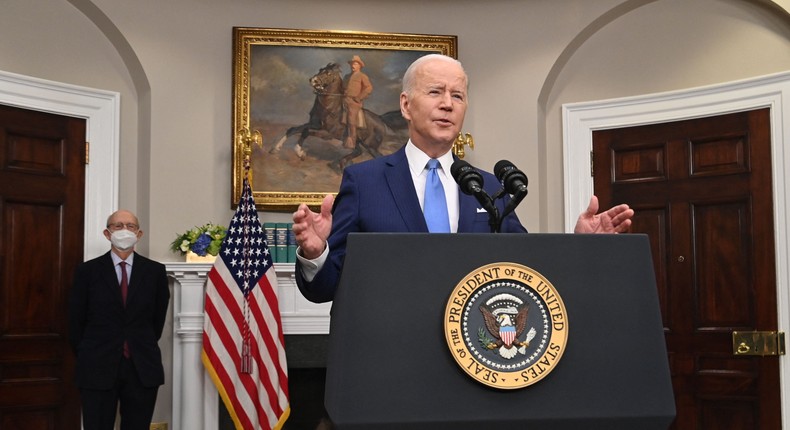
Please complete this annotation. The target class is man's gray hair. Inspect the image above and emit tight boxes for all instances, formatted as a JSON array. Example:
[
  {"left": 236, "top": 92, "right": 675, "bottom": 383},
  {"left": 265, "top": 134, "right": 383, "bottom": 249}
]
[{"left": 401, "top": 54, "right": 467, "bottom": 95}]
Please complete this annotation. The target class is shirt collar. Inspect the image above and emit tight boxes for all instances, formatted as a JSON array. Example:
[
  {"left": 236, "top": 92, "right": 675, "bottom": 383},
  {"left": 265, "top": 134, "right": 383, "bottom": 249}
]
[
  {"left": 405, "top": 140, "right": 454, "bottom": 176},
  {"left": 110, "top": 251, "right": 134, "bottom": 267}
]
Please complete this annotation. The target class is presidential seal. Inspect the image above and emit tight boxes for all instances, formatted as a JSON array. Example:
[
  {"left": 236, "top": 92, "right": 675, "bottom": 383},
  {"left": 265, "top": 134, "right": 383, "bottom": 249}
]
[{"left": 444, "top": 262, "right": 568, "bottom": 389}]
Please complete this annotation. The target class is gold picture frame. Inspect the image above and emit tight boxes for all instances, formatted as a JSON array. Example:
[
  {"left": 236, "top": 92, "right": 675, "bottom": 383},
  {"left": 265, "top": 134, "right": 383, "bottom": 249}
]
[{"left": 232, "top": 27, "right": 457, "bottom": 211}]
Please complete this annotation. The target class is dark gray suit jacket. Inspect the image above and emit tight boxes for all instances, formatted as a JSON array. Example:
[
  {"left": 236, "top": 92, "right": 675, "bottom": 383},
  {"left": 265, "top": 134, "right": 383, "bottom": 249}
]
[{"left": 68, "top": 251, "right": 170, "bottom": 389}]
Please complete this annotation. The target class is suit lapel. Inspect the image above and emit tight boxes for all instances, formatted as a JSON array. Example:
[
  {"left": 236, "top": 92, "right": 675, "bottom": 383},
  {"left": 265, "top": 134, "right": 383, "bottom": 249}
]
[
  {"left": 99, "top": 252, "right": 123, "bottom": 304},
  {"left": 384, "top": 146, "right": 429, "bottom": 232},
  {"left": 126, "top": 253, "right": 146, "bottom": 305},
  {"left": 455, "top": 151, "right": 478, "bottom": 232},
  {"left": 457, "top": 192, "right": 480, "bottom": 232},
  {"left": 103, "top": 251, "right": 146, "bottom": 307}
]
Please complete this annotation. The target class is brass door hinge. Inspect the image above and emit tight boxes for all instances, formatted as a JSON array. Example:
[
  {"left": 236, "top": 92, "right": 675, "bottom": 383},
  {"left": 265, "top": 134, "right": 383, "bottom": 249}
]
[
  {"left": 590, "top": 151, "right": 594, "bottom": 177},
  {"left": 85, "top": 141, "right": 90, "bottom": 164},
  {"left": 732, "top": 331, "right": 785, "bottom": 356}
]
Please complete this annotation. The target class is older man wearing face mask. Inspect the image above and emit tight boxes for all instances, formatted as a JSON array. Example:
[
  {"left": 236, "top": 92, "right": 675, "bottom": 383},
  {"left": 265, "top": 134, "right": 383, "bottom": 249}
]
[{"left": 68, "top": 209, "right": 170, "bottom": 430}]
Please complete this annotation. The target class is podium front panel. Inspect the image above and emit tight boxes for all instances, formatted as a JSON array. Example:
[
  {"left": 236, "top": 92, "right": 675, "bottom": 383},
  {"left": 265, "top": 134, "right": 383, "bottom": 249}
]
[{"left": 324, "top": 233, "right": 675, "bottom": 429}]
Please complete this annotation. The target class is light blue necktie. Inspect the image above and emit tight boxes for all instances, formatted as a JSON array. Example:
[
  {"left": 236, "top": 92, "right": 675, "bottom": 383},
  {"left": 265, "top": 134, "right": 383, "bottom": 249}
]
[{"left": 424, "top": 159, "right": 450, "bottom": 233}]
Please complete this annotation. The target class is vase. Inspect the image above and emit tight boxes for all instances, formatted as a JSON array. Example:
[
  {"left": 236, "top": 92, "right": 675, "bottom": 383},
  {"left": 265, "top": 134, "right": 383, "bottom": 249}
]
[{"left": 186, "top": 251, "right": 217, "bottom": 263}]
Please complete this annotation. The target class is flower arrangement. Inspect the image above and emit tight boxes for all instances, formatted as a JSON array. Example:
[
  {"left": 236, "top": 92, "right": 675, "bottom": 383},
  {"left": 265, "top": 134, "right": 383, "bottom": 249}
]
[{"left": 170, "top": 223, "right": 227, "bottom": 257}]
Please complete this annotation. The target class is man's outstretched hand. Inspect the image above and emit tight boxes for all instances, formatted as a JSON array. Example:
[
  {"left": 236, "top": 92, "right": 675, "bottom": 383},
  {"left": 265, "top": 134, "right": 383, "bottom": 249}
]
[
  {"left": 292, "top": 194, "right": 334, "bottom": 259},
  {"left": 574, "top": 195, "right": 634, "bottom": 234}
]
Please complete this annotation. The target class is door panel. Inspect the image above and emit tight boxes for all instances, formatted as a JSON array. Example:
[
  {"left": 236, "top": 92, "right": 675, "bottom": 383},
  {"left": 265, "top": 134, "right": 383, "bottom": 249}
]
[
  {"left": 593, "top": 108, "right": 779, "bottom": 429},
  {"left": 0, "top": 104, "right": 85, "bottom": 430}
]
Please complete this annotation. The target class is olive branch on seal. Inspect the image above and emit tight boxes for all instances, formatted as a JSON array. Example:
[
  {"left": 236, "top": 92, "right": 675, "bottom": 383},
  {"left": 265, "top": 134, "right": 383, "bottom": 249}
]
[{"left": 478, "top": 327, "right": 498, "bottom": 352}]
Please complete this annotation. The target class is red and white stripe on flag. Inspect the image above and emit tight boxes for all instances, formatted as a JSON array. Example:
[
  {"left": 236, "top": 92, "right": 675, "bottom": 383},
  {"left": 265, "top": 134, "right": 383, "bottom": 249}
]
[
  {"left": 500, "top": 327, "right": 516, "bottom": 347},
  {"left": 202, "top": 178, "right": 290, "bottom": 430}
]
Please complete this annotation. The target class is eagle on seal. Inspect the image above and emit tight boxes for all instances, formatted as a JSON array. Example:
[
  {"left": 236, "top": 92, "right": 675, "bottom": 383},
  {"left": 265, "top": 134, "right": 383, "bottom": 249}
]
[{"left": 480, "top": 302, "right": 536, "bottom": 359}]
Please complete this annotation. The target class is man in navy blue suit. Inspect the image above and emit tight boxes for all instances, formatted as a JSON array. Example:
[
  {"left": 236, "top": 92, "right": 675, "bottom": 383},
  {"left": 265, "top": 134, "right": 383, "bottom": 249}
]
[
  {"left": 292, "top": 54, "right": 633, "bottom": 303},
  {"left": 68, "top": 210, "right": 170, "bottom": 430}
]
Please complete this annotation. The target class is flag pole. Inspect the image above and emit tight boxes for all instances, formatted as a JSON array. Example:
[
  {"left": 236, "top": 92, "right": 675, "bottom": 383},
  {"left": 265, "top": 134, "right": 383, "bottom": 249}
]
[
  {"left": 238, "top": 128, "right": 261, "bottom": 374},
  {"left": 239, "top": 128, "right": 262, "bottom": 178},
  {"left": 203, "top": 126, "right": 290, "bottom": 428}
]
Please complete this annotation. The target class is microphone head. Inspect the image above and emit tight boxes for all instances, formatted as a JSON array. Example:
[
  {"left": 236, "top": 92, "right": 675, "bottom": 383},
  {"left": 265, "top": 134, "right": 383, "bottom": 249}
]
[
  {"left": 494, "top": 159, "right": 528, "bottom": 194},
  {"left": 451, "top": 160, "right": 484, "bottom": 195},
  {"left": 494, "top": 160, "right": 514, "bottom": 179}
]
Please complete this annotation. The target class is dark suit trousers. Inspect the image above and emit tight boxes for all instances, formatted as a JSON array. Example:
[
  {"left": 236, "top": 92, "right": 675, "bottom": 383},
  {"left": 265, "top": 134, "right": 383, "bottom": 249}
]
[{"left": 79, "top": 357, "right": 159, "bottom": 430}]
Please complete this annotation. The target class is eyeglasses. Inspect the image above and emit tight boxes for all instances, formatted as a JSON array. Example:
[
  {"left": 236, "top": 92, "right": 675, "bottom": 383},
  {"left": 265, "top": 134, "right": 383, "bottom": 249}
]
[{"left": 107, "top": 222, "right": 139, "bottom": 232}]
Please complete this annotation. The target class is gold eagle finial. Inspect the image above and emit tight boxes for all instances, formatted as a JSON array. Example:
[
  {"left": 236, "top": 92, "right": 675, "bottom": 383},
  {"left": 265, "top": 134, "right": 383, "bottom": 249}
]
[{"left": 452, "top": 132, "right": 474, "bottom": 158}]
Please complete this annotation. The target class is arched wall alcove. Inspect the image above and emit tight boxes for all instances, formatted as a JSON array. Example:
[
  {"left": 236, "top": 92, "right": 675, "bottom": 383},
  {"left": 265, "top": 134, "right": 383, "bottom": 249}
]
[
  {"left": 536, "top": 0, "right": 790, "bottom": 232},
  {"left": 66, "top": 0, "right": 153, "bottom": 240}
]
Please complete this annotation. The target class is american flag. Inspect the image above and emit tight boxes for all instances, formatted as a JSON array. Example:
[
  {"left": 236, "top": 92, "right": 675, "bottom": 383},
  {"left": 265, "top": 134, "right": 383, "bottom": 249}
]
[{"left": 202, "top": 177, "right": 290, "bottom": 430}]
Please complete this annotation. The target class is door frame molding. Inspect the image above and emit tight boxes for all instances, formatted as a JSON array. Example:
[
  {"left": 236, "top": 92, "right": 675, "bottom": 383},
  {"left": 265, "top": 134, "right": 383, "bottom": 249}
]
[
  {"left": 0, "top": 69, "right": 119, "bottom": 260},
  {"left": 563, "top": 70, "right": 790, "bottom": 426}
]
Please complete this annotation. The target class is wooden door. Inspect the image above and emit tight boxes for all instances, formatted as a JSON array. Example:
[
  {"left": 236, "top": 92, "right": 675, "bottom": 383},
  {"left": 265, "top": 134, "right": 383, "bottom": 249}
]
[
  {"left": 0, "top": 104, "right": 85, "bottom": 429},
  {"left": 593, "top": 108, "right": 779, "bottom": 429}
]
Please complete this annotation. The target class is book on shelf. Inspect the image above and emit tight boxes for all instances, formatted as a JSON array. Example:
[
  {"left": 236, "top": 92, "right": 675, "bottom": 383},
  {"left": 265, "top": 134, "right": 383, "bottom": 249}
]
[
  {"left": 286, "top": 224, "right": 296, "bottom": 263},
  {"left": 263, "top": 222, "right": 297, "bottom": 264},
  {"left": 263, "top": 222, "right": 277, "bottom": 262}
]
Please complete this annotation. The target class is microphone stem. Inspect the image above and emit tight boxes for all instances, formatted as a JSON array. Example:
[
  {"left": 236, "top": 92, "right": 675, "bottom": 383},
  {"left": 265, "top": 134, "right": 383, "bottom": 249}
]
[
  {"left": 490, "top": 212, "right": 501, "bottom": 233},
  {"left": 499, "top": 191, "right": 527, "bottom": 228},
  {"left": 473, "top": 190, "right": 500, "bottom": 233}
]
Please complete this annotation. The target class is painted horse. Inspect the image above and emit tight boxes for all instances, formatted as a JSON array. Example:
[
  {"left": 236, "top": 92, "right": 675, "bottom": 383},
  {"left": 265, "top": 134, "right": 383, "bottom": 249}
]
[{"left": 270, "top": 62, "right": 407, "bottom": 170}]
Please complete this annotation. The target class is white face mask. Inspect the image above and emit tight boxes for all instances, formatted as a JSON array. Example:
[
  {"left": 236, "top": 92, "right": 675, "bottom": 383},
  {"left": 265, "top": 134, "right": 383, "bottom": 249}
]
[{"left": 110, "top": 229, "right": 138, "bottom": 251}]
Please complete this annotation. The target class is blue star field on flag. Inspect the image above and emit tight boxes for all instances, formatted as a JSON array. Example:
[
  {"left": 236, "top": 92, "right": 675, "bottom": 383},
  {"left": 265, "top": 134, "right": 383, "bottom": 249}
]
[{"left": 220, "top": 180, "right": 273, "bottom": 298}]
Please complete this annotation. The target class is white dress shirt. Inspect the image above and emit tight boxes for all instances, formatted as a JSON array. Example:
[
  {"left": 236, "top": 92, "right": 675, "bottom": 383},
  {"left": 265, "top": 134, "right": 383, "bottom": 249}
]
[{"left": 110, "top": 251, "right": 134, "bottom": 284}]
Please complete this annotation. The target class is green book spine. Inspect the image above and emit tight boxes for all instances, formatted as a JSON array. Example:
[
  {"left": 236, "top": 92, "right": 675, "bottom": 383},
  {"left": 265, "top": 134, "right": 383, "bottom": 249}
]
[
  {"left": 286, "top": 223, "right": 297, "bottom": 263},
  {"left": 275, "top": 223, "right": 288, "bottom": 263},
  {"left": 263, "top": 222, "right": 277, "bottom": 263}
]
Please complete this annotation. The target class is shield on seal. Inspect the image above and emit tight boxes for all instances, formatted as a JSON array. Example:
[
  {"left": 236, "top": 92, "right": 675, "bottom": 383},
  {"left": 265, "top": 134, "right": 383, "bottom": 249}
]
[{"left": 500, "top": 324, "right": 516, "bottom": 347}]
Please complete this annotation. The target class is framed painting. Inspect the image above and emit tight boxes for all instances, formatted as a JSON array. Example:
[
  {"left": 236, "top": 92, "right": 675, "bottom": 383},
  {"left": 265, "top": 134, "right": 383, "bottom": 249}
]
[{"left": 231, "top": 27, "right": 457, "bottom": 210}]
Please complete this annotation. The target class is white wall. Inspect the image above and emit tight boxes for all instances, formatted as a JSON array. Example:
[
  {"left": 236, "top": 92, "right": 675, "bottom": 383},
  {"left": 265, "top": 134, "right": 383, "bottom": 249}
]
[{"left": 4, "top": 0, "right": 788, "bottom": 255}]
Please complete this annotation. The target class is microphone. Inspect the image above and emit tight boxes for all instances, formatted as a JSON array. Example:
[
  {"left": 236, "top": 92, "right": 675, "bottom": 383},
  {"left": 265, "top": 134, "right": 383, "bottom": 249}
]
[
  {"left": 493, "top": 160, "right": 528, "bottom": 225},
  {"left": 451, "top": 159, "right": 485, "bottom": 195},
  {"left": 494, "top": 160, "right": 529, "bottom": 195},
  {"left": 451, "top": 160, "right": 500, "bottom": 232}
]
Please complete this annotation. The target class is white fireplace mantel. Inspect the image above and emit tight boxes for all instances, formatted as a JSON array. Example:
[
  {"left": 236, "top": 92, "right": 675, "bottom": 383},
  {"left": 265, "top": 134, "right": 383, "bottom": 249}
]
[{"left": 165, "top": 262, "right": 331, "bottom": 430}]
